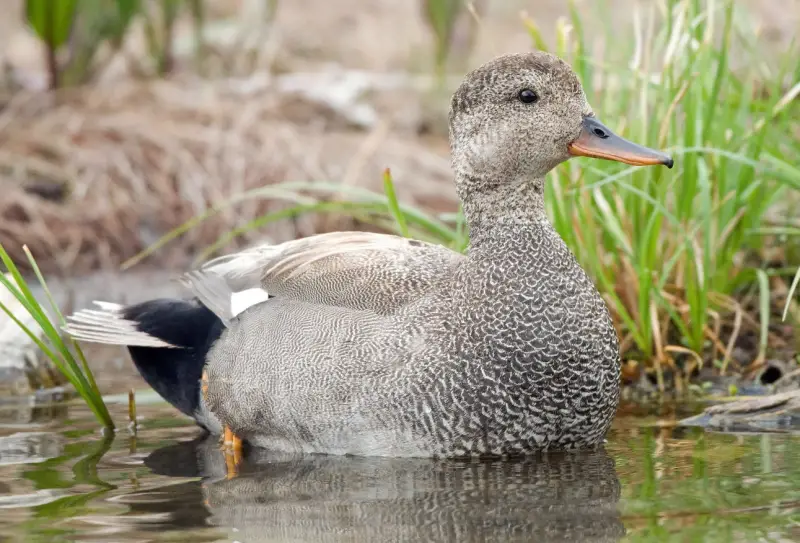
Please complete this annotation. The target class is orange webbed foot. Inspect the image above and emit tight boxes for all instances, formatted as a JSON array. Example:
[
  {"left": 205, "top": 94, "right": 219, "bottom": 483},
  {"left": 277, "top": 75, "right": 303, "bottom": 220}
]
[{"left": 222, "top": 426, "right": 243, "bottom": 478}]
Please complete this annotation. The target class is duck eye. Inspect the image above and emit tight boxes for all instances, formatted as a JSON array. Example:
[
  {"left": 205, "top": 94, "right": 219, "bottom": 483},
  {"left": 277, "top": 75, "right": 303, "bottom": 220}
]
[{"left": 518, "top": 89, "right": 538, "bottom": 104}]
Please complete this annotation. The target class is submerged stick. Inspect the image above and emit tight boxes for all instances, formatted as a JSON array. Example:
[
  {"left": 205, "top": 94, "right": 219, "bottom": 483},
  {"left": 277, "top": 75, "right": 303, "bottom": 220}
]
[{"left": 128, "top": 389, "right": 137, "bottom": 430}]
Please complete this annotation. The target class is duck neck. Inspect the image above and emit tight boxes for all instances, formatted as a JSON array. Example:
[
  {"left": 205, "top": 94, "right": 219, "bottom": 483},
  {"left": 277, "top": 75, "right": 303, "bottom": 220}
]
[{"left": 460, "top": 174, "right": 551, "bottom": 251}]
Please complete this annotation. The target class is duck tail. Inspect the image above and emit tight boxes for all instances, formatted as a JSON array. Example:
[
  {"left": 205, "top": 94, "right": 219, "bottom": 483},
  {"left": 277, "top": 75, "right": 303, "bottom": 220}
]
[
  {"left": 63, "top": 298, "right": 224, "bottom": 422},
  {"left": 64, "top": 301, "right": 179, "bottom": 347}
]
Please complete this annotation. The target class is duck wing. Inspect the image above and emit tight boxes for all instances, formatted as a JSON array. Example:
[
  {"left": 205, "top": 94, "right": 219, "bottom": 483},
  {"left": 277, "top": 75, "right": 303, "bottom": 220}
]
[{"left": 181, "top": 231, "right": 463, "bottom": 325}]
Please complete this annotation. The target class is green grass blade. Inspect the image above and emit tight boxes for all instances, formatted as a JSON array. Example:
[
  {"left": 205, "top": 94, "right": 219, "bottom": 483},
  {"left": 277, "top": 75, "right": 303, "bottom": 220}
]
[
  {"left": 195, "top": 201, "right": 407, "bottom": 263},
  {"left": 521, "top": 12, "right": 549, "bottom": 52},
  {"left": 383, "top": 169, "right": 410, "bottom": 238},
  {"left": 0, "top": 244, "right": 114, "bottom": 429},
  {"left": 121, "top": 185, "right": 319, "bottom": 269},
  {"left": 0, "top": 276, "right": 80, "bottom": 385},
  {"left": 701, "top": 0, "right": 733, "bottom": 140},
  {"left": 22, "top": 247, "right": 114, "bottom": 429},
  {"left": 0, "top": 294, "right": 64, "bottom": 372},
  {"left": 135, "top": 181, "right": 460, "bottom": 269},
  {"left": 1, "top": 248, "right": 91, "bottom": 388}
]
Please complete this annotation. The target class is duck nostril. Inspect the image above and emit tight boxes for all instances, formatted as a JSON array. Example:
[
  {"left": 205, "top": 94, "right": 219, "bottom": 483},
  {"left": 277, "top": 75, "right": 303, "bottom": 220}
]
[{"left": 593, "top": 128, "right": 609, "bottom": 139}]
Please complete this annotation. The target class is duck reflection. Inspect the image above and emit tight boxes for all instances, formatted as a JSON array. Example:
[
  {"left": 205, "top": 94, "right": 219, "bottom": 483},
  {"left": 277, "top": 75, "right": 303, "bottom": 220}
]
[{"left": 144, "top": 435, "right": 625, "bottom": 543}]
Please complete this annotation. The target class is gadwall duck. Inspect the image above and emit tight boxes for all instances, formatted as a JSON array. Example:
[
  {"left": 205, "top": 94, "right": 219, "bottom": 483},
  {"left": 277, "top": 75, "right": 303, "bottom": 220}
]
[{"left": 64, "top": 51, "right": 673, "bottom": 459}]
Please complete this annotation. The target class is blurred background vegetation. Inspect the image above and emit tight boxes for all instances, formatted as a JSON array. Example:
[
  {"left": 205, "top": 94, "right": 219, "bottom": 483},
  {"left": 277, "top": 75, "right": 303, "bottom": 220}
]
[{"left": 0, "top": 0, "right": 798, "bottom": 399}]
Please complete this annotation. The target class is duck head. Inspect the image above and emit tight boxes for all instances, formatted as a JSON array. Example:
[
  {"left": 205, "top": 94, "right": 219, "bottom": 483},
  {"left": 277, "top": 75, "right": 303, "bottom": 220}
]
[{"left": 449, "top": 51, "right": 672, "bottom": 199}]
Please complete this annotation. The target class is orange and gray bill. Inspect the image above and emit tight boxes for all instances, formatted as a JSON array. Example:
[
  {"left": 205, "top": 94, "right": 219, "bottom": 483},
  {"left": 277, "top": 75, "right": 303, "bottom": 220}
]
[{"left": 568, "top": 116, "right": 674, "bottom": 168}]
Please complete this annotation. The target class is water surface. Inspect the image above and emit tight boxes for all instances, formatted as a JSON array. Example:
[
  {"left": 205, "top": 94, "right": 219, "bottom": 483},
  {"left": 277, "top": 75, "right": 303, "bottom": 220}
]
[{"left": 0, "top": 398, "right": 798, "bottom": 542}]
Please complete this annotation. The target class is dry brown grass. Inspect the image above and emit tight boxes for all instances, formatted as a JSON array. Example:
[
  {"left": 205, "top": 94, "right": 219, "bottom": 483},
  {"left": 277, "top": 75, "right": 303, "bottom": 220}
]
[{"left": 0, "top": 76, "right": 458, "bottom": 275}]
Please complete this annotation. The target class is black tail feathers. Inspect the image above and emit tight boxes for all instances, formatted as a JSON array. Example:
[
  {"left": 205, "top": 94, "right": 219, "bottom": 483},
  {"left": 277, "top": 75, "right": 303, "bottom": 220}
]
[
  {"left": 64, "top": 297, "right": 223, "bottom": 420},
  {"left": 124, "top": 298, "right": 223, "bottom": 419}
]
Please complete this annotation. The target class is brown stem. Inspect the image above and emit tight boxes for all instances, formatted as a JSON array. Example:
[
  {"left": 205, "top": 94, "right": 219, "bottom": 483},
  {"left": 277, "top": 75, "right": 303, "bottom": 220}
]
[
  {"left": 159, "top": 1, "right": 179, "bottom": 75},
  {"left": 46, "top": 44, "right": 58, "bottom": 90},
  {"left": 128, "top": 389, "right": 137, "bottom": 429},
  {"left": 43, "top": 5, "right": 59, "bottom": 91}
]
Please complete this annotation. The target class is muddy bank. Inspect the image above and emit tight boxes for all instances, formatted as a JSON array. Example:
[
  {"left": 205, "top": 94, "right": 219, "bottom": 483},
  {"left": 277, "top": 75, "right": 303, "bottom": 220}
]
[{"left": 0, "top": 77, "right": 458, "bottom": 276}]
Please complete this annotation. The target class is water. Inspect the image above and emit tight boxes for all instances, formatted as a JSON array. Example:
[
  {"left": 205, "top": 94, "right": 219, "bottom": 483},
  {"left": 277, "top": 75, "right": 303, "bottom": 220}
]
[{"left": 0, "top": 398, "right": 798, "bottom": 542}]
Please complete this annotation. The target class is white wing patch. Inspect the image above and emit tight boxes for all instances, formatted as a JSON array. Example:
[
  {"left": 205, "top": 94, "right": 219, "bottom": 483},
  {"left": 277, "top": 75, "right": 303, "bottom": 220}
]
[
  {"left": 230, "top": 288, "right": 271, "bottom": 317},
  {"left": 180, "top": 270, "right": 271, "bottom": 326}
]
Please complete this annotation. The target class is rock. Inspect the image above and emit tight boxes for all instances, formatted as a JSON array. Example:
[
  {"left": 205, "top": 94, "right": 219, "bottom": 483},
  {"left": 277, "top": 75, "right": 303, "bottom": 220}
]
[
  {"left": 679, "top": 389, "right": 800, "bottom": 433},
  {"left": 775, "top": 367, "right": 800, "bottom": 392},
  {"left": 0, "top": 387, "right": 69, "bottom": 425},
  {"left": 0, "top": 431, "right": 64, "bottom": 466},
  {"left": 0, "top": 273, "right": 63, "bottom": 398}
]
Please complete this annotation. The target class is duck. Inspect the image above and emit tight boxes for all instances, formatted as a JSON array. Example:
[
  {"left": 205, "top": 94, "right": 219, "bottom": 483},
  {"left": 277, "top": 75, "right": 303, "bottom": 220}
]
[{"left": 64, "top": 51, "right": 673, "bottom": 460}]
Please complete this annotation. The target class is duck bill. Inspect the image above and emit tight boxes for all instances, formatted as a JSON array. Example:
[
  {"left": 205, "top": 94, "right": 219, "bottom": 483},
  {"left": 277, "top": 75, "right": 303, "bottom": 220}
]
[{"left": 568, "top": 116, "right": 674, "bottom": 168}]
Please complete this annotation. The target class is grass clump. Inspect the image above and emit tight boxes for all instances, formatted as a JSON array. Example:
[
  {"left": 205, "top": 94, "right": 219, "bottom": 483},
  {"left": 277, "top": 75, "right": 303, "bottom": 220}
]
[
  {"left": 535, "top": 0, "right": 800, "bottom": 389},
  {"left": 0, "top": 243, "right": 114, "bottom": 429},
  {"left": 23, "top": 0, "right": 214, "bottom": 89},
  {"left": 131, "top": 0, "right": 799, "bottom": 392}
]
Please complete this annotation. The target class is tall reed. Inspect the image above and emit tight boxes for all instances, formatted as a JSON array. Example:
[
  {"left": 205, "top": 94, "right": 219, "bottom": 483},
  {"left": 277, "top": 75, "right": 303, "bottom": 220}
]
[{"left": 0, "top": 244, "right": 114, "bottom": 429}]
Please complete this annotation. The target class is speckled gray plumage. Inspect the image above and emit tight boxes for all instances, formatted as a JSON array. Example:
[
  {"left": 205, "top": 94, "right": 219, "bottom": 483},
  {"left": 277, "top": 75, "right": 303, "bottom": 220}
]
[{"left": 200, "top": 51, "right": 621, "bottom": 457}]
